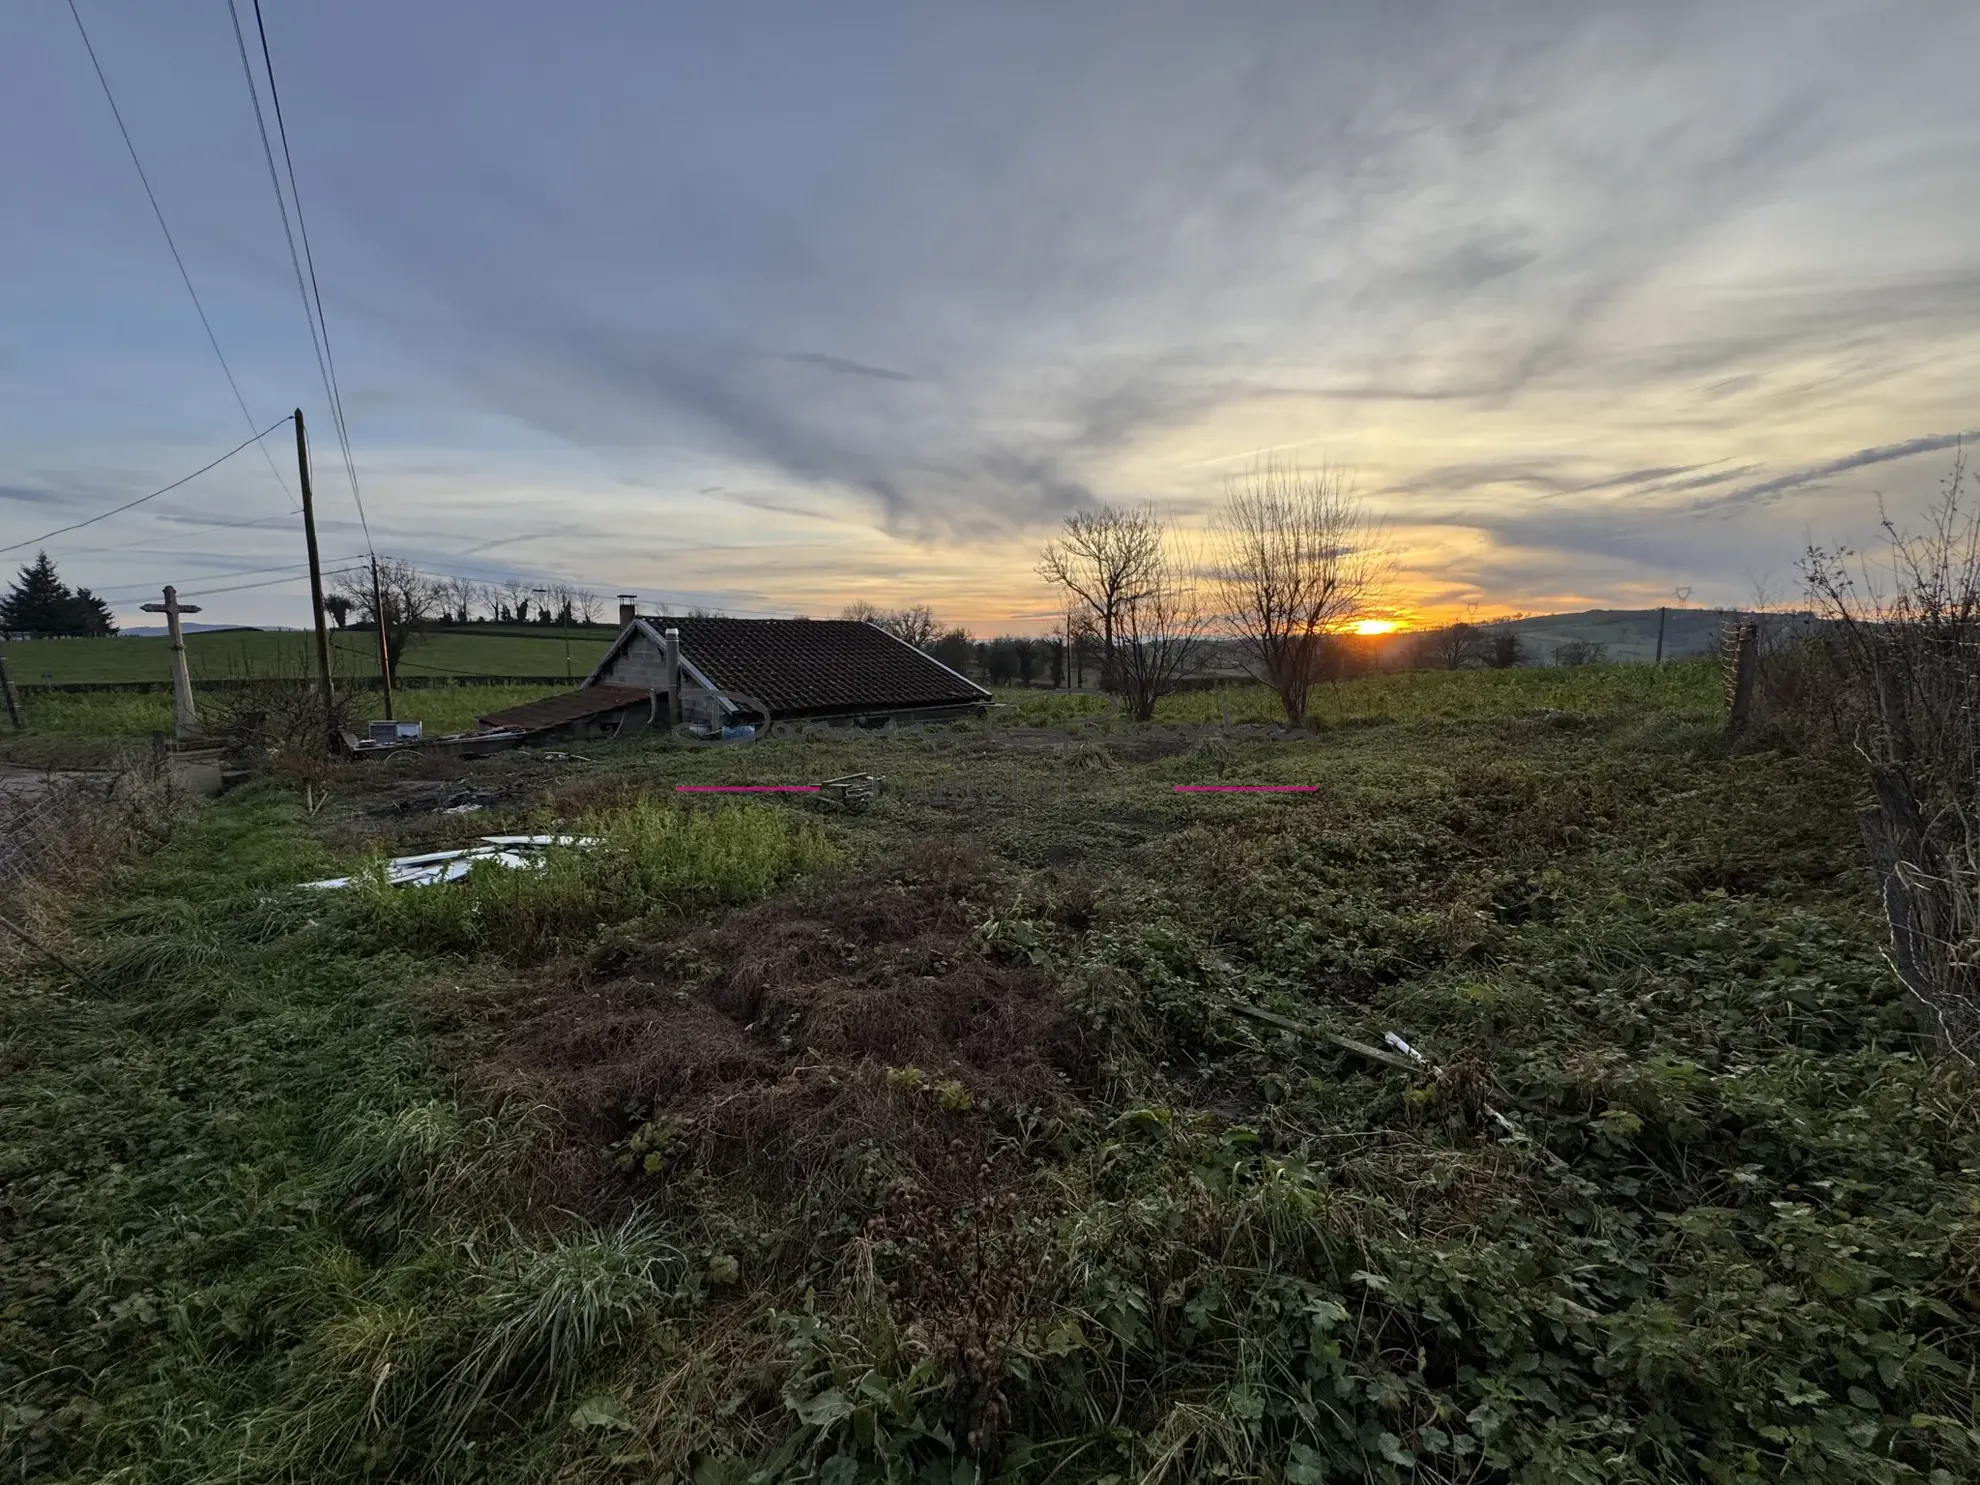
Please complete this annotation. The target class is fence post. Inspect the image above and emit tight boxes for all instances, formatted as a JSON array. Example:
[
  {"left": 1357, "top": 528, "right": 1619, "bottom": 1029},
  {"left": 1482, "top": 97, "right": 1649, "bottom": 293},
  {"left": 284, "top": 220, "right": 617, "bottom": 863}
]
[
  {"left": 1722, "top": 621, "right": 1759, "bottom": 738},
  {"left": 0, "top": 655, "right": 20, "bottom": 729}
]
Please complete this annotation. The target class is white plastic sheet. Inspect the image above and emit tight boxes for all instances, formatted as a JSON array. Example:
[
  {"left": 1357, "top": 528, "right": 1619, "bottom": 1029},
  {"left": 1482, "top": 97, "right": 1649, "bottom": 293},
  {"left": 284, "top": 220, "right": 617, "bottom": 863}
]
[{"left": 303, "top": 834, "right": 597, "bottom": 890}]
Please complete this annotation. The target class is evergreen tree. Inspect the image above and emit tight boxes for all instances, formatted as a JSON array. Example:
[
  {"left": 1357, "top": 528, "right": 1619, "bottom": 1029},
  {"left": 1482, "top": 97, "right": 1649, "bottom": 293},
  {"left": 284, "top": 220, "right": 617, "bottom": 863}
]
[
  {"left": 0, "top": 552, "right": 74, "bottom": 635},
  {"left": 67, "top": 587, "right": 118, "bottom": 636},
  {"left": 0, "top": 554, "right": 119, "bottom": 635}
]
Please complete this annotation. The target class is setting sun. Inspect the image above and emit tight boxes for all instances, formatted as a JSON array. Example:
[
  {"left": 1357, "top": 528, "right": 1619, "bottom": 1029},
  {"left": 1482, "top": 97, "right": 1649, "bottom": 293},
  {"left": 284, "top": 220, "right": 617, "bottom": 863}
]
[{"left": 1352, "top": 619, "right": 1399, "bottom": 636}]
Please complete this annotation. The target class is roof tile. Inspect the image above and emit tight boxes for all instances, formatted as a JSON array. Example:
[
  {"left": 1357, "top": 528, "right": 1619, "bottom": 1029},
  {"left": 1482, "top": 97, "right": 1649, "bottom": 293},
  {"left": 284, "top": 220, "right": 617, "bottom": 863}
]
[{"left": 646, "top": 617, "right": 986, "bottom": 717}]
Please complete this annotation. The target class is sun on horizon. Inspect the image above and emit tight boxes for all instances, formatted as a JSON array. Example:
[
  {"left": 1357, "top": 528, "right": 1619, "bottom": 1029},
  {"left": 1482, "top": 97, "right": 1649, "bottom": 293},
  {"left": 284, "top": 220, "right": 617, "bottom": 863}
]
[{"left": 1352, "top": 619, "right": 1400, "bottom": 636}]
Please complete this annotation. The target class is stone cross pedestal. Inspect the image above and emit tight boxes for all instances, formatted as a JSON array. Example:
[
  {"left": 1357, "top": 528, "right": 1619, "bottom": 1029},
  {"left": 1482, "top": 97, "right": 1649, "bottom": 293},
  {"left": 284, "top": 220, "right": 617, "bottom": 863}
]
[{"left": 140, "top": 585, "right": 203, "bottom": 741}]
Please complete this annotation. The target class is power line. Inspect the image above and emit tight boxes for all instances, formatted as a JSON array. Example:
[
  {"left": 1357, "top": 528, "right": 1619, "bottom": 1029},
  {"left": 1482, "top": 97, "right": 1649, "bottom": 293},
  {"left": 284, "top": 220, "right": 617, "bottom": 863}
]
[
  {"left": 62, "top": 0, "right": 295, "bottom": 508},
  {"left": 0, "top": 417, "right": 294, "bottom": 557},
  {"left": 177, "top": 564, "right": 364, "bottom": 600},
  {"left": 95, "top": 553, "right": 370, "bottom": 599},
  {"left": 60, "top": 507, "right": 317, "bottom": 562},
  {"left": 228, "top": 0, "right": 374, "bottom": 553}
]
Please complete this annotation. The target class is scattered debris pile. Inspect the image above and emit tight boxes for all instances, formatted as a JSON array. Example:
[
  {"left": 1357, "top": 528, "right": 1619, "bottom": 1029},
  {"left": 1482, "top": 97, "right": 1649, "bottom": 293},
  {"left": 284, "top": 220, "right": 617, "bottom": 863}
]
[{"left": 303, "top": 834, "right": 595, "bottom": 889}]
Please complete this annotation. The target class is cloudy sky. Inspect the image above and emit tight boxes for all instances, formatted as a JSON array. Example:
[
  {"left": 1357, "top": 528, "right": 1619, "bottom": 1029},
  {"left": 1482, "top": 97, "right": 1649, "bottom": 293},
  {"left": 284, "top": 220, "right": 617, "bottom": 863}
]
[{"left": 4, "top": 0, "right": 1978, "bottom": 631}]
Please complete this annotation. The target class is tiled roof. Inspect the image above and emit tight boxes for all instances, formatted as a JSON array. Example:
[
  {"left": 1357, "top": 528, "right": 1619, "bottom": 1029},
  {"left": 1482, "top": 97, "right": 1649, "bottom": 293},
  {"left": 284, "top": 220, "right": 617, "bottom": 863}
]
[
  {"left": 478, "top": 684, "right": 651, "bottom": 732},
  {"left": 640, "top": 617, "right": 988, "bottom": 718}
]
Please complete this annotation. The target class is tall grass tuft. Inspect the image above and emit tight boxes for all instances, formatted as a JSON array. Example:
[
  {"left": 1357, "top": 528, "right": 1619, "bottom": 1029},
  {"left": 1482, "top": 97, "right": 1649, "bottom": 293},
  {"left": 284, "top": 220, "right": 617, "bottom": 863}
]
[
  {"left": 228, "top": 1222, "right": 687, "bottom": 1478},
  {"left": 344, "top": 798, "right": 841, "bottom": 957},
  {"left": 435, "top": 1220, "right": 687, "bottom": 1440}
]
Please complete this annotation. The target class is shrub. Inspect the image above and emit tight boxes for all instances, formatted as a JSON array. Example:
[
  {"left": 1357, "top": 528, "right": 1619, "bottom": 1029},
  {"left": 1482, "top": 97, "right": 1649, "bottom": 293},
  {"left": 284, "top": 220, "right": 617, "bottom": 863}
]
[
  {"left": 343, "top": 798, "right": 841, "bottom": 956},
  {"left": 1803, "top": 459, "right": 1980, "bottom": 1063}
]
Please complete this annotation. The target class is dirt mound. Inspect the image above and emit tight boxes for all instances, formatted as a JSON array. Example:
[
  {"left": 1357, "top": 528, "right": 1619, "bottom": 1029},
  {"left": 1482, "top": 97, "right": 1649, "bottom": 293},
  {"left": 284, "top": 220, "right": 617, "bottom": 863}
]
[{"left": 455, "top": 842, "right": 1094, "bottom": 1210}]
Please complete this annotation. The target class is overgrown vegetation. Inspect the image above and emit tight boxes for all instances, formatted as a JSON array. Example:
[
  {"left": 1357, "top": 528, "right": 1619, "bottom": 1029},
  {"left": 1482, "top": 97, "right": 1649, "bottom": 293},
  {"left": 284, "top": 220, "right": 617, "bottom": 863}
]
[
  {"left": 1796, "top": 460, "right": 1980, "bottom": 1065},
  {"left": 346, "top": 797, "right": 841, "bottom": 958},
  {"left": 4, "top": 663, "right": 1976, "bottom": 1483}
]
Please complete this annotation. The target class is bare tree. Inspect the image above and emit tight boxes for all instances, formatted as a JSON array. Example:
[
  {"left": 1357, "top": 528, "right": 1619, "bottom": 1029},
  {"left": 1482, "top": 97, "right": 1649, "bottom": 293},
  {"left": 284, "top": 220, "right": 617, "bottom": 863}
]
[
  {"left": 1408, "top": 622, "right": 1492, "bottom": 671},
  {"left": 1111, "top": 532, "right": 1210, "bottom": 721},
  {"left": 1038, "top": 506, "right": 1166, "bottom": 695},
  {"left": 1210, "top": 459, "right": 1391, "bottom": 725},
  {"left": 497, "top": 579, "right": 528, "bottom": 625},
  {"left": 332, "top": 558, "right": 443, "bottom": 676},
  {"left": 574, "top": 588, "right": 601, "bottom": 625},
  {"left": 432, "top": 575, "right": 476, "bottom": 625},
  {"left": 886, "top": 604, "right": 939, "bottom": 651},
  {"left": 840, "top": 600, "right": 941, "bottom": 651},
  {"left": 539, "top": 582, "right": 572, "bottom": 625},
  {"left": 322, "top": 593, "right": 353, "bottom": 630},
  {"left": 1064, "top": 609, "right": 1099, "bottom": 688}
]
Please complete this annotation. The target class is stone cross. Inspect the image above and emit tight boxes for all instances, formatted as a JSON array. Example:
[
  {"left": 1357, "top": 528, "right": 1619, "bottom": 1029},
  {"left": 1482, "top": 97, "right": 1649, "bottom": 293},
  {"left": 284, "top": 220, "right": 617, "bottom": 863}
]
[{"left": 140, "top": 584, "right": 202, "bottom": 740}]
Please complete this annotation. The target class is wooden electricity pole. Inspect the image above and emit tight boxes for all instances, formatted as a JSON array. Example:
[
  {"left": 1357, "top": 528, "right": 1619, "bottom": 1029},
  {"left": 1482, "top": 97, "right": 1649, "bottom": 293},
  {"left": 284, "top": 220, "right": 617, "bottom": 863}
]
[
  {"left": 370, "top": 555, "right": 395, "bottom": 721},
  {"left": 294, "top": 409, "right": 338, "bottom": 748}
]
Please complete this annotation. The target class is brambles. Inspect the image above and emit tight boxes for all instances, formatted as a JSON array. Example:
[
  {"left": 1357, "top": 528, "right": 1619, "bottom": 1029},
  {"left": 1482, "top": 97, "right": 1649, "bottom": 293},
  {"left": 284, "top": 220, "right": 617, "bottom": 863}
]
[{"left": 1798, "top": 457, "right": 1980, "bottom": 1064}]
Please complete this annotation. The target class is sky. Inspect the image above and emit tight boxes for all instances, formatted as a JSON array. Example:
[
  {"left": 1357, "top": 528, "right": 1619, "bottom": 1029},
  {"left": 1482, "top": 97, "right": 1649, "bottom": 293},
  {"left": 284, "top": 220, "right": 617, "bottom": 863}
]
[{"left": 3, "top": 0, "right": 1978, "bottom": 633}]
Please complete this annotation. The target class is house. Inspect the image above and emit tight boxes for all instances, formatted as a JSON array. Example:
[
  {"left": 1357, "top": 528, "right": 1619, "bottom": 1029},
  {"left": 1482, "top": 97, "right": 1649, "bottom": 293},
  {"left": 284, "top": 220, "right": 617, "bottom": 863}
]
[{"left": 578, "top": 614, "right": 990, "bottom": 730}]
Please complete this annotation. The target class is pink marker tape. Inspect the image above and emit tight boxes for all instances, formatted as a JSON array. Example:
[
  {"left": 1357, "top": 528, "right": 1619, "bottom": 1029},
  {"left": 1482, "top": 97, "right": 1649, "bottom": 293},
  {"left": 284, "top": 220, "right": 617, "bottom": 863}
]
[
  {"left": 675, "top": 784, "right": 820, "bottom": 793},
  {"left": 1172, "top": 784, "right": 1317, "bottom": 793}
]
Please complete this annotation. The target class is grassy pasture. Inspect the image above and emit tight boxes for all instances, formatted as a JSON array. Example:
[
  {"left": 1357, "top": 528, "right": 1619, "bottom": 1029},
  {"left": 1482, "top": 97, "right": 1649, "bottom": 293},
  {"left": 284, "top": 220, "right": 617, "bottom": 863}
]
[
  {"left": 10, "top": 682, "right": 574, "bottom": 739},
  {"left": 996, "top": 657, "right": 1722, "bottom": 728},
  {"left": 0, "top": 625, "right": 612, "bottom": 685},
  {"left": 4, "top": 661, "right": 1976, "bottom": 1483}
]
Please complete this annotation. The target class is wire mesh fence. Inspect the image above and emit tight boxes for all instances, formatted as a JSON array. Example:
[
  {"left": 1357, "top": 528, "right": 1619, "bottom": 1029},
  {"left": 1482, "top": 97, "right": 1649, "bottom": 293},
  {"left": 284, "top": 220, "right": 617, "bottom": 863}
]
[{"left": 0, "top": 748, "right": 183, "bottom": 969}]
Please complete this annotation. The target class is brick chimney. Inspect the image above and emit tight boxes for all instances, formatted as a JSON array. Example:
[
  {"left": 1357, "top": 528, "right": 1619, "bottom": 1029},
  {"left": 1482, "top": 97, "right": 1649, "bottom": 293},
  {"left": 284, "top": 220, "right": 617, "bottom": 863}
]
[{"left": 617, "top": 594, "right": 637, "bottom": 626}]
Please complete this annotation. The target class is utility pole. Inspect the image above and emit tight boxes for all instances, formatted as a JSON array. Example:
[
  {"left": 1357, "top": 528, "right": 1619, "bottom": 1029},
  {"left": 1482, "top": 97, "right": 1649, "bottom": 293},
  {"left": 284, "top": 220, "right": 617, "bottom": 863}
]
[
  {"left": 294, "top": 409, "right": 338, "bottom": 748},
  {"left": 1654, "top": 606, "right": 1667, "bottom": 665},
  {"left": 139, "top": 585, "right": 202, "bottom": 740},
  {"left": 370, "top": 555, "right": 395, "bottom": 720}
]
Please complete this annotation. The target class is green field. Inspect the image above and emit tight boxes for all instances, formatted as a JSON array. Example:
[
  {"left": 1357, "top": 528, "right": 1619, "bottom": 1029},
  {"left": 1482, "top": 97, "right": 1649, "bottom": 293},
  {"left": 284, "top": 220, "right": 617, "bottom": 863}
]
[
  {"left": 997, "top": 658, "right": 1722, "bottom": 727},
  {"left": 0, "top": 625, "right": 613, "bottom": 686},
  {"left": 9, "top": 682, "right": 576, "bottom": 741},
  {"left": 5, "top": 659, "right": 1974, "bottom": 1483}
]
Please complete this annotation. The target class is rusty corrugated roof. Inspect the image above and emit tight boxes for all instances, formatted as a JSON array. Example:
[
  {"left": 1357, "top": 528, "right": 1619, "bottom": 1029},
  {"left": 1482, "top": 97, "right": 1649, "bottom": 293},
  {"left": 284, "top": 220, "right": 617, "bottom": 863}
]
[{"left": 477, "top": 684, "right": 651, "bottom": 732}]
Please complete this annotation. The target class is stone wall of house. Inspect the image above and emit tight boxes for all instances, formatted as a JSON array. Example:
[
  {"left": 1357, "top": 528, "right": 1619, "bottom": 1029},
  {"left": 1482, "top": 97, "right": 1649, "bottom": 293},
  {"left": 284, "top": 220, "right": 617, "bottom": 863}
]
[
  {"left": 600, "top": 631, "right": 670, "bottom": 689},
  {"left": 597, "top": 629, "right": 728, "bottom": 726}
]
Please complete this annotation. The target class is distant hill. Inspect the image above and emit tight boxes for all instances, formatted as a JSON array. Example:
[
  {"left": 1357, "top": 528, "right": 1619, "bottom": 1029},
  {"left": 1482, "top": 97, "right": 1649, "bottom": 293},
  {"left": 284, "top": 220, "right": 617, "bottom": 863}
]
[
  {"left": 1487, "top": 608, "right": 1829, "bottom": 665},
  {"left": 1489, "top": 608, "right": 1734, "bottom": 665},
  {"left": 119, "top": 623, "right": 278, "bottom": 638}
]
